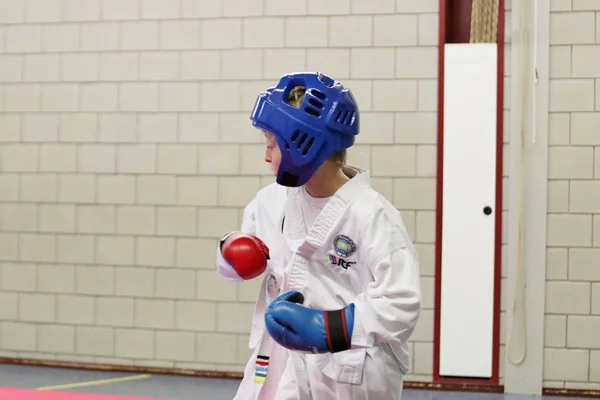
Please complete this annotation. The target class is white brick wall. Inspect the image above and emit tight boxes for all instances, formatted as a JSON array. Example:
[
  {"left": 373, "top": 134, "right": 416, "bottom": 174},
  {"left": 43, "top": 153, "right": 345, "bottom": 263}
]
[
  {"left": 0, "top": 0, "right": 515, "bottom": 384},
  {"left": 545, "top": 2, "right": 600, "bottom": 389}
]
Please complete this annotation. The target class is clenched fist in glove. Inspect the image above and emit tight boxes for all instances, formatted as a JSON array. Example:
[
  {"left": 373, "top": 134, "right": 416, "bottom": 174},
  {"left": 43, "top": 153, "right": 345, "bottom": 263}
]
[
  {"left": 265, "top": 291, "right": 355, "bottom": 354},
  {"left": 220, "top": 232, "right": 270, "bottom": 280}
]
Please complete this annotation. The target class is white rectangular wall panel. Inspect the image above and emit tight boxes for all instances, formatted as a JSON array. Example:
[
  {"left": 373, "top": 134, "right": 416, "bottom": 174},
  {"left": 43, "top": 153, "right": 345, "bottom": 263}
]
[{"left": 439, "top": 43, "right": 498, "bottom": 378}]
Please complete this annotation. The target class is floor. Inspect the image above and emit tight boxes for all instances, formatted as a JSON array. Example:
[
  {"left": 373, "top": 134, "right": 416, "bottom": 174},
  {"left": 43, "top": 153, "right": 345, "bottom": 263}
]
[{"left": 0, "top": 364, "right": 589, "bottom": 400}]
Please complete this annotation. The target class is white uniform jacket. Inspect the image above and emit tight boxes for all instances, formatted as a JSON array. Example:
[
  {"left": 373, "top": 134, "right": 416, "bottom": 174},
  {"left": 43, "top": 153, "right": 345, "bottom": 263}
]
[
  {"left": 217, "top": 169, "right": 421, "bottom": 399},
  {"left": 275, "top": 167, "right": 421, "bottom": 399}
]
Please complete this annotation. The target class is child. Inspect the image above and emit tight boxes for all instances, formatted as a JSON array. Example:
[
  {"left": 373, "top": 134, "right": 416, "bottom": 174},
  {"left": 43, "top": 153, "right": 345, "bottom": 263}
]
[{"left": 217, "top": 72, "right": 421, "bottom": 399}]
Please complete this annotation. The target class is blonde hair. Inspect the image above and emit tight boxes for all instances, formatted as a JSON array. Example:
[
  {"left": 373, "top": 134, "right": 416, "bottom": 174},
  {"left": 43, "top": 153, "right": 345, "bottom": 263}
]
[{"left": 286, "top": 86, "right": 347, "bottom": 166}]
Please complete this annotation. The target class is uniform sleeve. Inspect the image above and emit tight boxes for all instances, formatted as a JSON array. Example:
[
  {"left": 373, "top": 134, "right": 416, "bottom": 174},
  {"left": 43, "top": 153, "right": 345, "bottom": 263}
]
[
  {"left": 215, "top": 195, "right": 260, "bottom": 282},
  {"left": 349, "top": 211, "right": 422, "bottom": 348}
]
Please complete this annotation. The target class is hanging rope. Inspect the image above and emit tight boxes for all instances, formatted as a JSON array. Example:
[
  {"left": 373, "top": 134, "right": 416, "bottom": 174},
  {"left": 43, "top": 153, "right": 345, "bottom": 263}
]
[
  {"left": 470, "top": 0, "right": 530, "bottom": 366},
  {"left": 506, "top": 0, "right": 535, "bottom": 367},
  {"left": 470, "top": 0, "right": 500, "bottom": 43}
]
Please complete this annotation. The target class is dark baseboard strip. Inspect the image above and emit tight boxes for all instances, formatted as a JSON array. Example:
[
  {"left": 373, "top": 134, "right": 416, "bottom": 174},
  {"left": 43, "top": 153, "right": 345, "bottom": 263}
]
[
  {"left": 543, "top": 388, "right": 600, "bottom": 398},
  {"left": 403, "top": 380, "right": 504, "bottom": 393}
]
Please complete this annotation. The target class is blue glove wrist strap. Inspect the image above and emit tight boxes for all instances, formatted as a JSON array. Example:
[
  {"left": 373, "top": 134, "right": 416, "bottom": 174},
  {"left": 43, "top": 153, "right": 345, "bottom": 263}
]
[{"left": 324, "top": 305, "right": 353, "bottom": 353}]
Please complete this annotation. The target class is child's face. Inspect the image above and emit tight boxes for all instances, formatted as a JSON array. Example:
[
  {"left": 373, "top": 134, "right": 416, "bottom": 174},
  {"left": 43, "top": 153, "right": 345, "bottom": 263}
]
[{"left": 263, "top": 131, "right": 281, "bottom": 177}]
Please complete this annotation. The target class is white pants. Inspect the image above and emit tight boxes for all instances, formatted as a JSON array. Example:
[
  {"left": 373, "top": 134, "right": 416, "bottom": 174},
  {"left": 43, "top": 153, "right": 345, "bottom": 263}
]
[{"left": 275, "top": 345, "right": 404, "bottom": 400}]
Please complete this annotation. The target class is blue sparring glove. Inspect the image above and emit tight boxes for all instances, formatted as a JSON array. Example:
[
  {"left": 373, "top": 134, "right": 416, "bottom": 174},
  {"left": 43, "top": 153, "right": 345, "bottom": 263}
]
[{"left": 264, "top": 291, "right": 355, "bottom": 354}]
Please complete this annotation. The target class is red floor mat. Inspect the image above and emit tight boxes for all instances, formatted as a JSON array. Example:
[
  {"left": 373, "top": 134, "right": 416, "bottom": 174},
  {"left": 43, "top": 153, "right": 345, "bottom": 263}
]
[{"left": 0, "top": 387, "right": 163, "bottom": 400}]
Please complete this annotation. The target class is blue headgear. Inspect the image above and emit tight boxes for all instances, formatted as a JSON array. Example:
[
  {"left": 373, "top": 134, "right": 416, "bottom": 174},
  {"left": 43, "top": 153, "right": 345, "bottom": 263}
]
[{"left": 249, "top": 72, "right": 360, "bottom": 187}]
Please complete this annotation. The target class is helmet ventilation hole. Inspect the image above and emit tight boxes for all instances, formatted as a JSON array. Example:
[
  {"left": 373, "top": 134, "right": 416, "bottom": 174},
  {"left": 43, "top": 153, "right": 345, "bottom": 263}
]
[
  {"left": 311, "top": 89, "right": 326, "bottom": 100},
  {"left": 304, "top": 107, "right": 321, "bottom": 117},
  {"left": 335, "top": 110, "right": 356, "bottom": 126},
  {"left": 302, "top": 137, "right": 315, "bottom": 156},
  {"left": 289, "top": 130, "right": 315, "bottom": 156},
  {"left": 296, "top": 133, "right": 308, "bottom": 148},
  {"left": 308, "top": 98, "right": 324, "bottom": 109}
]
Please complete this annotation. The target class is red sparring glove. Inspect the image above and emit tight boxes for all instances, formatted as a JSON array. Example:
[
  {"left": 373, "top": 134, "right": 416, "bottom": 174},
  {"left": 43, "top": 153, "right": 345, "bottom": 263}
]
[{"left": 220, "top": 232, "right": 270, "bottom": 280}]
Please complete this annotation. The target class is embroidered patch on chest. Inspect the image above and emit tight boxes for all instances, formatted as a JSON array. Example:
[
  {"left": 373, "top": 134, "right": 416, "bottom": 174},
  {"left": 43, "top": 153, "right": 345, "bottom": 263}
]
[{"left": 333, "top": 234, "right": 356, "bottom": 258}]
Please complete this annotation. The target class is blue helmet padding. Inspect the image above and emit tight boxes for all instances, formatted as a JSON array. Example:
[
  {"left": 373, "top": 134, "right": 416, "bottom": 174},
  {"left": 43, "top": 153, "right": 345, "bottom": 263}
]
[{"left": 250, "top": 72, "right": 360, "bottom": 187}]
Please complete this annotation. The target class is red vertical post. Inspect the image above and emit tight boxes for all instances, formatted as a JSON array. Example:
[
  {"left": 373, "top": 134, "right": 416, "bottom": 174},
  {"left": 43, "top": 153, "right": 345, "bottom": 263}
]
[{"left": 433, "top": 0, "right": 505, "bottom": 387}]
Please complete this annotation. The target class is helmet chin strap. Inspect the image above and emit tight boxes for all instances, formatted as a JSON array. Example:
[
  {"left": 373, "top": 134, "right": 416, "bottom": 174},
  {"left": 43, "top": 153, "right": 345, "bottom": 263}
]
[
  {"left": 277, "top": 170, "right": 300, "bottom": 187},
  {"left": 275, "top": 146, "right": 317, "bottom": 187}
]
